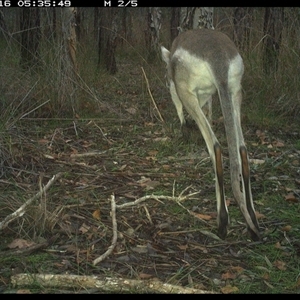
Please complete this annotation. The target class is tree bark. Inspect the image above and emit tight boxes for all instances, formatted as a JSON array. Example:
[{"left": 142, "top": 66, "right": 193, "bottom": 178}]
[
  {"left": 146, "top": 7, "right": 162, "bottom": 62},
  {"left": 93, "top": 7, "right": 99, "bottom": 39},
  {"left": 0, "top": 8, "right": 10, "bottom": 39},
  {"left": 19, "top": 8, "right": 41, "bottom": 69},
  {"left": 52, "top": 8, "right": 57, "bottom": 40},
  {"left": 179, "top": 7, "right": 195, "bottom": 32},
  {"left": 178, "top": 7, "right": 214, "bottom": 33},
  {"left": 194, "top": 7, "right": 214, "bottom": 29},
  {"left": 97, "top": 8, "right": 119, "bottom": 74},
  {"left": 233, "top": 7, "right": 253, "bottom": 51},
  {"left": 263, "top": 7, "right": 284, "bottom": 74},
  {"left": 60, "top": 7, "right": 79, "bottom": 115},
  {"left": 11, "top": 273, "right": 217, "bottom": 294},
  {"left": 170, "top": 7, "right": 180, "bottom": 42},
  {"left": 104, "top": 8, "right": 119, "bottom": 74},
  {"left": 75, "top": 7, "right": 82, "bottom": 41},
  {"left": 97, "top": 7, "right": 105, "bottom": 65}
]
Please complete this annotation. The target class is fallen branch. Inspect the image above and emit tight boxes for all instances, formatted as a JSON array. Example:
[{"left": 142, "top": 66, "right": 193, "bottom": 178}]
[
  {"left": 11, "top": 273, "right": 217, "bottom": 294},
  {"left": 115, "top": 192, "right": 199, "bottom": 209},
  {"left": 93, "top": 194, "right": 118, "bottom": 265},
  {"left": 91, "top": 191, "right": 207, "bottom": 266},
  {"left": 116, "top": 192, "right": 208, "bottom": 225},
  {"left": 0, "top": 173, "right": 63, "bottom": 231}
]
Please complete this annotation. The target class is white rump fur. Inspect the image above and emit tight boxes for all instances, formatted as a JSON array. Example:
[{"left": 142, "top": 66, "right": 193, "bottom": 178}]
[{"left": 161, "top": 29, "right": 260, "bottom": 240}]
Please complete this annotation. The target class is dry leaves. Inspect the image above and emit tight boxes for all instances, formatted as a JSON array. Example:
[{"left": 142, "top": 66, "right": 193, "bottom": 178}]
[
  {"left": 92, "top": 209, "right": 101, "bottom": 220},
  {"left": 79, "top": 223, "right": 90, "bottom": 234},
  {"left": 221, "top": 266, "right": 244, "bottom": 280},
  {"left": 136, "top": 176, "right": 160, "bottom": 190},
  {"left": 281, "top": 225, "right": 292, "bottom": 232},
  {"left": 221, "top": 285, "right": 239, "bottom": 294},
  {"left": 138, "top": 273, "right": 154, "bottom": 279},
  {"left": 8, "top": 239, "right": 36, "bottom": 249},
  {"left": 285, "top": 192, "right": 299, "bottom": 203},
  {"left": 273, "top": 260, "right": 287, "bottom": 271},
  {"left": 192, "top": 212, "right": 212, "bottom": 221},
  {"left": 255, "top": 211, "right": 266, "bottom": 219}
]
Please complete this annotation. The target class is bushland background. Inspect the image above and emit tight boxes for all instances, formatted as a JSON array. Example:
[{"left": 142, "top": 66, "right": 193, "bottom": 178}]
[{"left": 0, "top": 7, "right": 299, "bottom": 294}]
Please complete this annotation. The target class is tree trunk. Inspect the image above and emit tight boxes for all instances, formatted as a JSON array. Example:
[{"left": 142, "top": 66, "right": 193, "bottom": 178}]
[
  {"left": 263, "top": 7, "right": 284, "bottom": 74},
  {"left": 233, "top": 7, "right": 253, "bottom": 51},
  {"left": 119, "top": 8, "right": 133, "bottom": 46},
  {"left": 64, "top": 7, "right": 78, "bottom": 74},
  {"left": 0, "top": 8, "right": 10, "bottom": 39},
  {"left": 60, "top": 7, "right": 78, "bottom": 115},
  {"left": 179, "top": 7, "right": 195, "bottom": 32},
  {"left": 104, "top": 8, "right": 119, "bottom": 74},
  {"left": 75, "top": 7, "right": 82, "bottom": 41},
  {"left": 170, "top": 7, "right": 180, "bottom": 42},
  {"left": 97, "top": 8, "right": 105, "bottom": 65},
  {"left": 145, "top": 7, "right": 162, "bottom": 62},
  {"left": 52, "top": 8, "right": 57, "bottom": 40},
  {"left": 97, "top": 8, "right": 119, "bottom": 73},
  {"left": 93, "top": 7, "right": 99, "bottom": 39},
  {"left": 19, "top": 8, "right": 41, "bottom": 69},
  {"left": 178, "top": 7, "right": 214, "bottom": 33},
  {"left": 194, "top": 7, "right": 214, "bottom": 29}
]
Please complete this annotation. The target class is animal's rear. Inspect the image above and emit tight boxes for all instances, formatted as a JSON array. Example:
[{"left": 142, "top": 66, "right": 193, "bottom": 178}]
[{"left": 161, "top": 29, "right": 260, "bottom": 240}]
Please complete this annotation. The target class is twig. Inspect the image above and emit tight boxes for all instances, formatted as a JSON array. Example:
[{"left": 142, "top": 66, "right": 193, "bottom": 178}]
[
  {"left": 0, "top": 179, "right": 27, "bottom": 191},
  {"left": 116, "top": 194, "right": 163, "bottom": 209},
  {"left": 69, "top": 151, "right": 108, "bottom": 158},
  {"left": 49, "top": 128, "right": 60, "bottom": 148},
  {"left": 116, "top": 193, "right": 199, "bottom": 209},
  {"left": 92, "top": 121, "right": 113, "bottom": 144},
  {"left": 172, "top": 180, "right": 176, "bottom": 197},
  {"left": 19, "top": 99, "right": 50, "bottom": 120},
  {"left": 116, "top": 192, "right": 206, "bottom": 225},
  {"left": 0, "top": 173, "right": 63, "bottom": 231},
  {"left": 179, "top": 185, "right": 194, "bottom": 198},
  {"left": 93, "top": 191, "right": 201, "bottom": 265},
  {"left": 141, "top": 67, "right": 164, "bottom": 123},
  {"left": 93, "top": 194, "right": 118, "bottom": 265},
  {"left": 143, "top": 204, "right": 153, "bottom": 224},
  {"left": 73, "top": 121, "right": 78, "bottom": 137}
]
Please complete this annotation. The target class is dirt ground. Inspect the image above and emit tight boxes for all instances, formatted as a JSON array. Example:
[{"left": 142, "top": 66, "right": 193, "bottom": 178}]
[
  {"left": 0, "top": 109, "right": 300, "bottom": 292},
  {"left": 0, "top": 60, "right": 300, "bottom": 293}
]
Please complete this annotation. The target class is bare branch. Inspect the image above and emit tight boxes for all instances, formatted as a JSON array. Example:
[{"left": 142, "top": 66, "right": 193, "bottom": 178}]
[
  {"left": 0, "top": 173, "right": 63, "bottom": 231},
  {"left": 11, "top": 273, "right": 217, "bottom": 293},
  {"left": 115, "top": 192, "right": 199, "bottom": 210},
  {"left": 93, "top": 194, "right": 118, "bottom": 265}
]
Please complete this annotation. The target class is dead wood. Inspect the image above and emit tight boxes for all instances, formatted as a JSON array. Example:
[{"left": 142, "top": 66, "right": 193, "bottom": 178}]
[
  {"left": 0, "top": 173, "right": 63, "bottom": 231},
  {"left": 93, "top": 194, "right": 117, "bottom": 265},
  {"left": 11, "top": 273, "right": 217, "bottom": 293}
]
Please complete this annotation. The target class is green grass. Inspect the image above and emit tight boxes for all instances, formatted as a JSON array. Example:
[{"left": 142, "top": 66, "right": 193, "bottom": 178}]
[
  {"left": 1, "top": 10, "right": 300, "bottom": 293},
  {"left": 238, "top": 245, "right": 300, "bottom": 293}
]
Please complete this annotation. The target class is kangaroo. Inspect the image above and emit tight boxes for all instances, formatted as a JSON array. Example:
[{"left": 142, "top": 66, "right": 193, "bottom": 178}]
[{"left": 161, "top": 28, "right": 260, "bottom": 240}]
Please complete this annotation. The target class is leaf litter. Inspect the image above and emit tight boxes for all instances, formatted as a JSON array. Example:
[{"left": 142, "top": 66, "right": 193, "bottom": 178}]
[{"left": 0, "top": 112, "right": 300, "bottom": 293}]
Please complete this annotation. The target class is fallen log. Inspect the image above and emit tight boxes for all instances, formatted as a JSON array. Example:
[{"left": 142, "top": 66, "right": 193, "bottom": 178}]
[{"left": 11, "top": 273, "right": 217, "bottom": 294}]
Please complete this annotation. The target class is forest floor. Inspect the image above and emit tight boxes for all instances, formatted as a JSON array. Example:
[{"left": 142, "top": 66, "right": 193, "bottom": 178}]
[{"left": 0, "top": 58, "right": 300, "bottom": 294}]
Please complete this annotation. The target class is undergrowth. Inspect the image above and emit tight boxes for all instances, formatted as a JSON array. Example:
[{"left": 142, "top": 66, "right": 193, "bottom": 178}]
[{"left": 0, "top": 8, "right": 299, "bottom": 294}]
